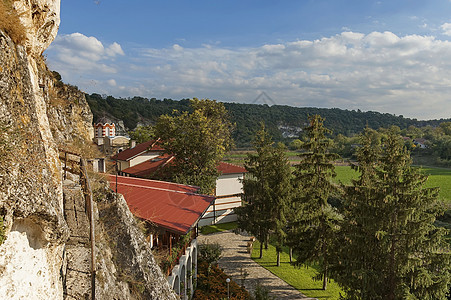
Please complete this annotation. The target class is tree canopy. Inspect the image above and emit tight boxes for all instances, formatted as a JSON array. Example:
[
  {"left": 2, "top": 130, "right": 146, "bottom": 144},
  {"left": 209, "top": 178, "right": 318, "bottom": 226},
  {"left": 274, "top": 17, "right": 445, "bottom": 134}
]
[
  {"left": 235, "top": 124, "right": 292, "bottom": 262},
  {"left": 154, "top": 98, "right": 233, "bottom": 194},
  {"left": 335, "top": 128, "right": 451, "bottom": 300},
  {"left": 288, "top": 115, "right": 340, "bottom": 290},
  {"left": 85, "top": 93, "right": 451, "bottom": 148}
]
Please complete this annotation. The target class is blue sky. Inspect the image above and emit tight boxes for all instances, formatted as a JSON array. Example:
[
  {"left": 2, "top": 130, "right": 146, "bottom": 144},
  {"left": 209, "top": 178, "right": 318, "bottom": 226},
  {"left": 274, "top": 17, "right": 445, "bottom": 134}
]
[{"left": 45, "top": 0, "right": 451, "bottom": 120}]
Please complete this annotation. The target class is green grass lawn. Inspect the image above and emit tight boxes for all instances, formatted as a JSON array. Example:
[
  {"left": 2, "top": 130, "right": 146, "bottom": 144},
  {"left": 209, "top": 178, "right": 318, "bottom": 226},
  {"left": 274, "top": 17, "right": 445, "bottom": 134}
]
[
  {"left": 333, "top": 165, "right": 359, "bottom": 185},
  {"left": 333, "top": 165, "right": 451, "bottom": 204},
  {"left": 419, "top": 167, "right": 451, "bottom": 204},
  {"left": 251, "top": 240, "right": 343, "bottom": 299},
  {"left": 200, "top": 221, "right": 238, "bottom": 235}
]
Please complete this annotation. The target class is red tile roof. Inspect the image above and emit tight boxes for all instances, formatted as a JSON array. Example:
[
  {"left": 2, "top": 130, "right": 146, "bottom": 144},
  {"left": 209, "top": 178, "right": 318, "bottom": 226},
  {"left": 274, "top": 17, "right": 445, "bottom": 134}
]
[
  {"left": 111, "top": 139, "right": 164, "bottom": 161},
  {"left": 121, "top": 155, "right": 247, "bottom": 178},
  {"left": 109, "top": 175, "right": 213, "bottom": 234},
  {"left": 121, "top": 155, "right": 174, "bottom": 177},
  {"left": 217, "top": 162, "right": 247, "bottom": 174}
]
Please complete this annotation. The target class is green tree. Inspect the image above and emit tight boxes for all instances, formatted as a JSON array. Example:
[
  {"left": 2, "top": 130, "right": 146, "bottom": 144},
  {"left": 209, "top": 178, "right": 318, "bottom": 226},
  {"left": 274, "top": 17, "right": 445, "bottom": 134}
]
[
  {"left": 288, "top": 115, "right": 340, "bottom": 290},
  {"left": 129, "top": 125, "right": 154, "bottom": 144},
  {"left": 154, "top": 98, "right": 233, "bottom": 194},
  {"left": 235, "top": 124, "right": 292, "bottom": 263},
  {"left": 336, "top": 128, "right": 451, "bottom": 300}
]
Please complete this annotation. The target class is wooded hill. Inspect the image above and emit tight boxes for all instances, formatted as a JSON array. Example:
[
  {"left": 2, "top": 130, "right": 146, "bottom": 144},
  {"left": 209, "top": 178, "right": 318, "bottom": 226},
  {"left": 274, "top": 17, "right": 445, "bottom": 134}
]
[{"left": 86, "top": 93, "right": 450, "bottom": 147}]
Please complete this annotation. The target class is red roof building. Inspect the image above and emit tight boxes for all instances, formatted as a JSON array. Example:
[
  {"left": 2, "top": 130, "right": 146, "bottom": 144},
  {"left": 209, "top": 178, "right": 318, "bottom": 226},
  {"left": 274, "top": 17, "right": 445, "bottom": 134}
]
[
  {"left": 112, "top": 139, "right": 165, "bottom": 171},
  {"left": 109, "top": 175, "right": 213, "bottom": 234},
  {"left": 112, "top": 140, "right": 247, "bottom": 227},
  {"left": 120, "top": 155, "right": 246, "bottom": 177},
  {"left": 109, "top": 175, "right": 210, "bottom": 296},
  {"left": 217, "top": 161, "right": 247, "bottom": 175}
]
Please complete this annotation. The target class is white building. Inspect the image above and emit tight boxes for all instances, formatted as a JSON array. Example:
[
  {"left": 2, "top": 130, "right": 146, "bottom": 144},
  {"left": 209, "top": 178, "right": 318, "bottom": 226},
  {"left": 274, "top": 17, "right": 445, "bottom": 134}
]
[{"left": 115, "top": 140, "right": 247, "bottom": 226}]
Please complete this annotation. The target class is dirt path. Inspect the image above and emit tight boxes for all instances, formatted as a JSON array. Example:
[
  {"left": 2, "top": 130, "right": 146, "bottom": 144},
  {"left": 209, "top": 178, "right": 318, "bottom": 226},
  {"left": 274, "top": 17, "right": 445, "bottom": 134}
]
[{"left": 198, "top": 231, "right": 316, "bottom": 300}]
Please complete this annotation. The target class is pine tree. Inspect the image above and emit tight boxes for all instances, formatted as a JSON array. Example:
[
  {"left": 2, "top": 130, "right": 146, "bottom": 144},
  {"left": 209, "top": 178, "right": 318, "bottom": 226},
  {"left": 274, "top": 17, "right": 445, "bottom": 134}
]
[
  {"left": 288, "top": 115, "right": 340, "bottom": 290},
  {"left": 235, "top": 124, "right": 292, "bottom": 262},
  {"left": 336, "top": 127, "right": 451, "bottom": 300}
]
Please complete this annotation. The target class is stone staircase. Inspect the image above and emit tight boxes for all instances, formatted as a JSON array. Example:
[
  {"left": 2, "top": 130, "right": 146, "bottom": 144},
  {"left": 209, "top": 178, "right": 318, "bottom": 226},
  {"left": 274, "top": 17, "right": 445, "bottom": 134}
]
[{"left": 62, "top": 179, "right": 92, "bottom": 300}]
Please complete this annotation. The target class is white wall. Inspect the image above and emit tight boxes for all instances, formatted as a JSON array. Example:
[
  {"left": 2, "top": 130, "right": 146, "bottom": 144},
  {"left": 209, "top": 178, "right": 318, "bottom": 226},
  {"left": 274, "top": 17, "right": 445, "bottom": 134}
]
[
  {"left": 118, "top": 160, "right": 130, "bottom": 171},
  {"left": 215, "top": 174, "right": 243, "bottom": 196},
  {"left": 129, "top": 152, "right": 162, "bottom": 168},
  {"left": 199, "top": 173, "right": 244, "bottom": 226},
  {"left": 167, "top": 239, "right": 197, "bottom": 300}
]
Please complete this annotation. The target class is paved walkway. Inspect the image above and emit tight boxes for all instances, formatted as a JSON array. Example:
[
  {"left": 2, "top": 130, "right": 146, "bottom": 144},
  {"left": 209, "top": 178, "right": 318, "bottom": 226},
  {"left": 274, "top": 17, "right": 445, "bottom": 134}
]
[{"left": 198, "top": 231, "right": 316, "bottom": 300}]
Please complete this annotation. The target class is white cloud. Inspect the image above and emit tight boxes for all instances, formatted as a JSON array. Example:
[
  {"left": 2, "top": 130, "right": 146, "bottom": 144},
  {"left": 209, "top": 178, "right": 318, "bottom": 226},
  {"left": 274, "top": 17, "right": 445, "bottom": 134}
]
[
  {"left": 107, "top": 79, "right": 117, "bottom": 86},
  {"left": 441, "top": 22, "right": 451, "bottom": 36},
  {"left": 46, "top": 31, "right": 451, "bottom": 120},
  {"left": 172, "top": 44, "right": 183, "bottom": 51},
  {"left": 106, "top": 42, "right": 125, "bottom": 57},
  {"left": 46, "top": 33, "right": 125, "bottom": 82}
]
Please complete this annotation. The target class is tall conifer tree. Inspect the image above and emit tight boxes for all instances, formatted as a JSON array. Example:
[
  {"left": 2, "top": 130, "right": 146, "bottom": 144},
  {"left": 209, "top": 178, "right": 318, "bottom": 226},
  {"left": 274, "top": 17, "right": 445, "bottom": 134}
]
[
  {"left": 235, "top": 124, "right": 292, "bottom": 262},
  {"left": 288, "top": 115, "right": 340, "bottom": 290},
  {"left": 336, "top": 127, "right": 451, "bottom": 300}
]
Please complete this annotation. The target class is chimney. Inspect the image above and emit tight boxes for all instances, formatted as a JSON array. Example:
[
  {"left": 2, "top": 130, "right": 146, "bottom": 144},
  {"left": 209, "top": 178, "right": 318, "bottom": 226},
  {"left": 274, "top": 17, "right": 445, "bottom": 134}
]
[{"left": 131, "top": 140, "right": 136, "bottom": 148}]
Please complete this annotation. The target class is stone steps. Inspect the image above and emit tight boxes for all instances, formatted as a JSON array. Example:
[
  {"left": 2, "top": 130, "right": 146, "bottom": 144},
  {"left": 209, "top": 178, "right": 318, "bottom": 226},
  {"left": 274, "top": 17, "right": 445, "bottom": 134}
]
[{"left": 62, "top": 180, "right": 92, "bottom": 299}]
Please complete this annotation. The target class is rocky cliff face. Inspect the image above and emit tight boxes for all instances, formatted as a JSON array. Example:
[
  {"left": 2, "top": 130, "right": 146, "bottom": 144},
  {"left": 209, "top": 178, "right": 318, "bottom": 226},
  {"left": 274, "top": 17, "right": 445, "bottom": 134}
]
[{"left": 0, "top": 1, "right": 175, "bottom": 299}]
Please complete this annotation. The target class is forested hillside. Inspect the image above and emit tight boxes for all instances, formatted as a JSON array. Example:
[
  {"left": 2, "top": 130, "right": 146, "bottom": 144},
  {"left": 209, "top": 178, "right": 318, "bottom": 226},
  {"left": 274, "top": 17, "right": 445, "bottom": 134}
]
[{"left": 86, "top": 93, "right": 450, "bottom": 147}]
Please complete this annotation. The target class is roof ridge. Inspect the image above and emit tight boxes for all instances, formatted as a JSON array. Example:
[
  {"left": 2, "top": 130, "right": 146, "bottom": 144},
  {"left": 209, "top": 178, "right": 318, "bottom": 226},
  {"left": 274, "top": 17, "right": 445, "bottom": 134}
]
[
  {"left": 220, "top": 161, "right": 244, "bottom": 168},
  {"left": 109, "top": 174, "right": 200, "bottom": 189},
  {"left": 113, "top": 181, "right": 214, "bottom": 198}
]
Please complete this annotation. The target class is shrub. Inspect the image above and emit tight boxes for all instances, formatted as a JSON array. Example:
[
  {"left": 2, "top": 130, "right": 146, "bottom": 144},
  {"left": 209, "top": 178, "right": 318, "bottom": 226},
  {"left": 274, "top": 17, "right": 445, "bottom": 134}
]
[
  {"left": 198, "top": 242, "right": 223, "bottom": 266},
  {"left": 193, "top": 261, "right": 250, "bottom": 300},
  {"left": 250, "top": 282, "right": 274, "bottom": 300},
  {"left": 0, "top": 0, "right": 26, "bottom": 44}
]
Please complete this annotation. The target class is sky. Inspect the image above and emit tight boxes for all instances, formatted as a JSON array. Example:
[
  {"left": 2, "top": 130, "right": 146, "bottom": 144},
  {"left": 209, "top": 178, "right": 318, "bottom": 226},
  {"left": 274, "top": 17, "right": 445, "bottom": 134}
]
[{"left": 45, "top": 0, "right": 451, "bottom": 120}]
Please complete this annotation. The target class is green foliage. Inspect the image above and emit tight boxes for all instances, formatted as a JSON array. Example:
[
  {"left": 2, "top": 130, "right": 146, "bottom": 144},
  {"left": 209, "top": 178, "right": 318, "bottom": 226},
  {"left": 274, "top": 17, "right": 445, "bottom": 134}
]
[
  {"left": 235, "top": 124, "right": 292, "bottom": 262},
  {"left": 198, "top": 242, "right": 223, "bottom": 266},
  {"left": 154, "top": 98, "right": 233, "bottom": 194},
  {"left": 288, "top": 115, "right": 340, "bottom": 290},
  {"left": 289, "top": 139, "right": 303, "bottom": 150},
  {"left": 250, "top": 282, "right": 275, "bottom": 300},
  {"left": 335, "top": 128, "right": 451, "bottom": 300},
  {"left": 128, "top": 125, "right": 154, "bottom": 144},
  {"left": 194, "top": 242, "right": 250, "bottom": 299},
  {"left": 85, "top": 93, "right": 451, "bottom": 148},
  {"left": 193, "top": 260, "right": 250, "bottom": 299},
  {"left": 160, "top": 233, "right": 191, "bottom": 274}
]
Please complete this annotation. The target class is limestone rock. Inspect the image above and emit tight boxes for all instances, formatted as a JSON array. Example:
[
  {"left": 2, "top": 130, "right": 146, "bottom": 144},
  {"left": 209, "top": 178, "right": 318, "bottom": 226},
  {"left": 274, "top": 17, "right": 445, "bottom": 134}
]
[
  {"left": 13, "top": 0, "right": 60, "bottom": 56},
  {"left": 1, "top": 1, "right": 177, "bottom": 299}
]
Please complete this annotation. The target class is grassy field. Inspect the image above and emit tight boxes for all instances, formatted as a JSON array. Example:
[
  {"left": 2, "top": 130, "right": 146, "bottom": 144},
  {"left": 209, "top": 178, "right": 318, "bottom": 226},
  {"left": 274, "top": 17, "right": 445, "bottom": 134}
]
[
  {"left": 333, "top": 165, "right": 359, "bottom": 185},
  {"left": 251, "top": 241, "right": 343, "bottom": 299},
  {"left": 333, "top": 165, "right": 451, "bottom": 204},
  {"left": 420, "top": 167, "right": 451, "bottom": 204},
  {"left": 224, "top": 150, "right": 451, "bottom": 204},
  {"left": 199, "top": 221, "right": 238, "bottom": 235}
]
